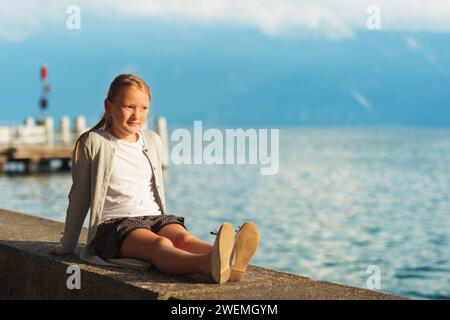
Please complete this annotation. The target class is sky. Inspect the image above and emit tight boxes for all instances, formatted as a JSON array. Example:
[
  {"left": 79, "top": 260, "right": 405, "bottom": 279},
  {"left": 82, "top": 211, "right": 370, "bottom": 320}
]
[{"left": 0, "top": 0, "right": 449, "bottom": 127}]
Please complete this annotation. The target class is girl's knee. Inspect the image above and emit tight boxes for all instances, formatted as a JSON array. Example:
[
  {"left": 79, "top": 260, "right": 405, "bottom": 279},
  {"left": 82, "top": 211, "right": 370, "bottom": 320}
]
[
  {"left": 154, "top": 236, "right": 174, "bottom": 249},
  {"left": 172, "top": 232, "right": 194, "bottom": 248}
]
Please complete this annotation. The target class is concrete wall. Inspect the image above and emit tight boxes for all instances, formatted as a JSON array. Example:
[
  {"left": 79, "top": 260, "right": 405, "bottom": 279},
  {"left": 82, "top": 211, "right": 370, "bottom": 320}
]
[{"left": 0, "top": 209, "right": 404, "bottom": 300}]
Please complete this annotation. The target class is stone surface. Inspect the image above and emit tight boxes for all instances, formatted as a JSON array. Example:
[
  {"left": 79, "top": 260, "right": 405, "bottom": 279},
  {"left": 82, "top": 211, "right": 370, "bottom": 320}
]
[{"left": 0, "top": 208, "right": 405, "bottom": 300}]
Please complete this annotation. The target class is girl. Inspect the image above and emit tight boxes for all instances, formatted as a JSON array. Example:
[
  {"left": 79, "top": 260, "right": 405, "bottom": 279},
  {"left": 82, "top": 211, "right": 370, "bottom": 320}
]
[{"left": 49, "top": 74, "right": 259, "bottom": 284}]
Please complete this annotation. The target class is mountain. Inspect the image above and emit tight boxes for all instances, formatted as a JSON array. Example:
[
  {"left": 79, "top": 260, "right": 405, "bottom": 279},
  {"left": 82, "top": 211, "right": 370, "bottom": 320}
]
[{"left": 1, "top": 21, "right": 449, "bottom": 127}]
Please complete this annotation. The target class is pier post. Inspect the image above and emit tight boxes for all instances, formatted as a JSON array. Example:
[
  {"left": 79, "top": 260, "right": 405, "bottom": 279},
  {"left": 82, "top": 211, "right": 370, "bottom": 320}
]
[
  {"left": 0, "top": 156, "right": 5, "bottom": 174},
  {"left": 75, "top": 116, "right": 87, "bottom": 138},
  {"left": 60, "top": 116, "right": 71, "bottom": 146},
  {"left": 44, "top": 117, "right": 54, "bottom": 146},
  {"left": 25, "top": 159, "right": 39, "bottom": 174},
  {"left": 156, "top": 117, "right": 169, "bottom": 169},
  {"left": 24, "top": 117, "right": 34, "bottom": 127},
  {"left": 61, "top": 158, "right": 71, "bottom": 171},
  {"left": 38, "top": 159, "right": 51, "bottom": 171}
]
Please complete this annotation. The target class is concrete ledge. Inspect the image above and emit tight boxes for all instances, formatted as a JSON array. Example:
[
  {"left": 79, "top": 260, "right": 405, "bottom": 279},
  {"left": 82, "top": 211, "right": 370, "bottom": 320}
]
[{"left": 0, "top": 209, "right": 404, "bottom": 300}]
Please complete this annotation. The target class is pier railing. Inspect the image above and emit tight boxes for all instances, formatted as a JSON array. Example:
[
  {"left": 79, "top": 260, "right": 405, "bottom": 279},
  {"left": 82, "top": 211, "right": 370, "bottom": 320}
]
[{"left": 0, "top": 116, "right": 88, "bottom": 146}]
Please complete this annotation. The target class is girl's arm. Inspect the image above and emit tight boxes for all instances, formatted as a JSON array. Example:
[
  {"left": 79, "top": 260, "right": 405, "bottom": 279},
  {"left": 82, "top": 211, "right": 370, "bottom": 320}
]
[{"left": 50, "top": 135, "right": 91, "bottom": 255}]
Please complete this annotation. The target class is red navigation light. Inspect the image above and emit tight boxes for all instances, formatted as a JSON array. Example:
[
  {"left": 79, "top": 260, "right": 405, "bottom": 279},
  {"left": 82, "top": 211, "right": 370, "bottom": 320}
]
[{"left": 40, "top": 65, "right": 47, "bottom": 81}]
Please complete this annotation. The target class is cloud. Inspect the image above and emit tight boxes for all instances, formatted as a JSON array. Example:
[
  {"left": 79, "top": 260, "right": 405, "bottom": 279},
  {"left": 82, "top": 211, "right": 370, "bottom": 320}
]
[
  {"left": 92, "top": 0, "right": 354, "bottom": 39},
  {"left": 0, "top": 1, "right": 41, "bottom": 42},
  {"left": 0, "top": 1, "right": 65, "bottom": 42},
  {"left": 88, "top": 0, "right": 450, "bottom": 36},
  {"left": 350, "top": 89, "right": 375, "bottom": 113},
  {"left": 2, "top": 0, "right": 450, "bottom": 42},
  {"left": 403, "top": 35, "right": 448, "bottom": 76}
]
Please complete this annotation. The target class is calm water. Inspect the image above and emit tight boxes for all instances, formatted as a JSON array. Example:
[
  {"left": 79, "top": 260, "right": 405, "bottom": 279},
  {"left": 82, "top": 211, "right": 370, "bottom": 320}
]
[{"left": 1, "top": 127, "right": 449, "bottom": 299}]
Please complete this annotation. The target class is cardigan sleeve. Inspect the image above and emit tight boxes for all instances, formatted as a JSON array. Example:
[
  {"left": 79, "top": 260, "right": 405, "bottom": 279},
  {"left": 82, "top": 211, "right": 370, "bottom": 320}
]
[{"left": 56, "top": 135, "right": 92, "bottom": 254}]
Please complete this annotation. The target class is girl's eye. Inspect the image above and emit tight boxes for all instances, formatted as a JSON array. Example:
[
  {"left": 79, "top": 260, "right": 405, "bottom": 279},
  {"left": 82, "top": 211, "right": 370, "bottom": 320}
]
[{"left": 124, "top": 105, "right": 148, "bottom": 111}]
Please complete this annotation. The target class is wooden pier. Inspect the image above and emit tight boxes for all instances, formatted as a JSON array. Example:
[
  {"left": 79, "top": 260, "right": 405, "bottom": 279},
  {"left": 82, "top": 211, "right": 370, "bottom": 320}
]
[
  {"left": 0, "top": 145, "right": 73, "bottom": 174},
  {"left": 0, "top": 115, "right": 169, "bottom": 174}
]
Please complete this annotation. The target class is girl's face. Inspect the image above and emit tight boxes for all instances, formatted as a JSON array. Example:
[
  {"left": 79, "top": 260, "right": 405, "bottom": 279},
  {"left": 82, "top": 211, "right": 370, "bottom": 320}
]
[{"left": 105, "top": 86, "right": 150, "bottom": 141}]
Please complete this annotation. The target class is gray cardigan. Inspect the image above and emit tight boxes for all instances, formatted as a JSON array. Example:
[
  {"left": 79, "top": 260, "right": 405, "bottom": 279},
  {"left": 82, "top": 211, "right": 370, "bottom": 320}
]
[{"left": 57, "top": 127, "right": 168, "bottom": 270}]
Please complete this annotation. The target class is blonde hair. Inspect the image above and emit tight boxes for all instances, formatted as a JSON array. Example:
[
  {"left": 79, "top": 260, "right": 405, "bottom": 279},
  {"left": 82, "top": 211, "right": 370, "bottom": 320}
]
[{"left": 73, "top": 74, "right": 151, "bottom": 160}]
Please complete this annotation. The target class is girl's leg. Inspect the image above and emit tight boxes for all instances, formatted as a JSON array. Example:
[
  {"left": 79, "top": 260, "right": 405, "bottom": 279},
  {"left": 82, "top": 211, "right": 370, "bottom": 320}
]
[
  {"left": 119, "top": 228, "right": 211, "bottom": 275},
  {"left": 157, "top": 224, "right": 213, "bottom": 254}
]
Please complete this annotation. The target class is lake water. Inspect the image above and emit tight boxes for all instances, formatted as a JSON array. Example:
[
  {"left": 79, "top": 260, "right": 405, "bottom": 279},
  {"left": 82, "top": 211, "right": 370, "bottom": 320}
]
[{"left": 0, "top": 127, "right": 449, "bottom": 299}]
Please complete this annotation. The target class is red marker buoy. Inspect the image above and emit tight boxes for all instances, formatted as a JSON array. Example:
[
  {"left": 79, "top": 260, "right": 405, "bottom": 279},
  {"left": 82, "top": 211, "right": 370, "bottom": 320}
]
[{"left": 40, "top": 64, "right": 47, "bottom": 81}]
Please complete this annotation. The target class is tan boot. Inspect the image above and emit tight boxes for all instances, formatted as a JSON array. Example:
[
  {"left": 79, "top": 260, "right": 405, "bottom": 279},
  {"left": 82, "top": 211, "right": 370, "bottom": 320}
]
[
  {"left": 210, "top": 223, "right": 235, "bottom": 284},
  {"left": 229, "top": 222, "right": 260, "bottom": 282}
]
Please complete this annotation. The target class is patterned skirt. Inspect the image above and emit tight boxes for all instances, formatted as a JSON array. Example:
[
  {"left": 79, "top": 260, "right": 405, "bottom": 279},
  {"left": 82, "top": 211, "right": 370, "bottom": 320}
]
[{"left": 90, "top": 214, "right": 186, "bottom": 260}]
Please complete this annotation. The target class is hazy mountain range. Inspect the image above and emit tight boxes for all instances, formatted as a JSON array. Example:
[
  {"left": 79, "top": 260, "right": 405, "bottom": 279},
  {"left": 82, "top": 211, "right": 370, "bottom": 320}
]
[{"left": 1, "top": 20, "right": 449, "bottom": 127}]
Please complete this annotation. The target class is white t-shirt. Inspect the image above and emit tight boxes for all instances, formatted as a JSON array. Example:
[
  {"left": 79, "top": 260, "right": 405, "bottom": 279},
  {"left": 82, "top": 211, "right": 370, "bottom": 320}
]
[{"left": 100, "top": 130, "right": 162, "bottom": 223}]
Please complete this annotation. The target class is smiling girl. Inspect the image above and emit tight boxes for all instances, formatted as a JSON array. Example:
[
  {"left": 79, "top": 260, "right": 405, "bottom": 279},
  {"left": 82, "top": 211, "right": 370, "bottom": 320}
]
[{"left": 49, "top": 74, "right": 259, "bottom": 284}]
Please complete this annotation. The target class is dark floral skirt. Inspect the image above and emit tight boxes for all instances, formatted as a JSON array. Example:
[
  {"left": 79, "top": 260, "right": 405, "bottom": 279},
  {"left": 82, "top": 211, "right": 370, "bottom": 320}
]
[{"left": 90, "top": 214, "right": 186, "bottom": 260}]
